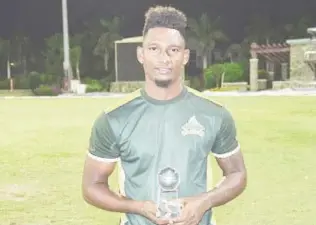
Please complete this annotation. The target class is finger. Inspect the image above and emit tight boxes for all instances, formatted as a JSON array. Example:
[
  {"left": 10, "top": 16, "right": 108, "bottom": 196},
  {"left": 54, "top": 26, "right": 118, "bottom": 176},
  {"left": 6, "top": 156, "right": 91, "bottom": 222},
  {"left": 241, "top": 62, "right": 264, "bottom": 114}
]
[
  {"left": 151, "top": 215, "right": 170, "bottom": 225},
  {"left": 172, "top": 222, "right": 185, "bottom": 225},
  {"left": 156, "top": 219, "right": 170, "bottom": 225},
  {"left": 172, "top": 216, "right": 186, "bottom": 223}
]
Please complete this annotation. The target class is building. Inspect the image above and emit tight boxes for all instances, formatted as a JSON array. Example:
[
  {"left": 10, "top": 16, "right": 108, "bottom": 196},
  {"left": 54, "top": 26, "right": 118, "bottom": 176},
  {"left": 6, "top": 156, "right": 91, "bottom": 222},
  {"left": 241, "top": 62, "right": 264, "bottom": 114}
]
[{"left": 249, "top": 27, "right": 316, "bottom": 91}]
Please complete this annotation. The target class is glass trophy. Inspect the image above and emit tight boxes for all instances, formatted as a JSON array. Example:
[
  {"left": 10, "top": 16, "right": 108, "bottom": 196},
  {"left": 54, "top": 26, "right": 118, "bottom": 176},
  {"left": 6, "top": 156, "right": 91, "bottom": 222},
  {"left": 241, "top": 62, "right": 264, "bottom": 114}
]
[{"left": 156, "top": 167, "right": 182, "bottom": 219}]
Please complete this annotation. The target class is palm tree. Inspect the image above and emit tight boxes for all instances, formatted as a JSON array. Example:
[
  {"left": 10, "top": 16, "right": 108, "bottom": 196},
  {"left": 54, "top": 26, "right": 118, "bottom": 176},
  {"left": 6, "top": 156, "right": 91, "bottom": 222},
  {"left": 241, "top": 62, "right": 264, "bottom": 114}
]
[
  {"left": 93, "top": 16, "right": 123, "bottom": 73},
  {"left": 224, "top": 43, "right": 243, "bottom": 63},
  {"left": 187, "top": 13, "right": 228, "bottom": 70},
  {"left": 43, "top": 34, "right": 64, "bottom": 77},
  {"left": 0, "top": 38, "right": 11, "bottom": 79},
  {"left": 70, "top": 45, "right": 82, "bottom": 81}
]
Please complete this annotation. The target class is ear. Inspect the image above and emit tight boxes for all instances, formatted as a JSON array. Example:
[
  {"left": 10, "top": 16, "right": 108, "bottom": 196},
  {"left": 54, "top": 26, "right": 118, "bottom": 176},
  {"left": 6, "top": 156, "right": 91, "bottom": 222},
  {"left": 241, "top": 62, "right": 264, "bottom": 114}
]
[
  {"left": 183, "top": 48, "right": 190, "bottom": 66},
  {"left": 137, "top": 46, "right": 144, "bottom": 64}
]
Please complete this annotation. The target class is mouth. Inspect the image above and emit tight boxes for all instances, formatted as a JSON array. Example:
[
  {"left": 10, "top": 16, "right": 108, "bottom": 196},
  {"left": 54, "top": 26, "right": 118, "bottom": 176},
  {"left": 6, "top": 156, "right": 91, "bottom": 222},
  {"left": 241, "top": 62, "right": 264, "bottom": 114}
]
[{"left": 155, "top": 68, "right": 172, "bottom": 74}]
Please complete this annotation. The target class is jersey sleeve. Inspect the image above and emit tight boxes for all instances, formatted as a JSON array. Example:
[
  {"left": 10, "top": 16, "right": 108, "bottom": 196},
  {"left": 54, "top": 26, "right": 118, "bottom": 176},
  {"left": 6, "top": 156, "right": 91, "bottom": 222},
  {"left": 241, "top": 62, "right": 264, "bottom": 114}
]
[
  {"left": 88, "top": 112, "right": 120, "bottom": 162},
  {"left": 211, "top": 108, "right": 240, "bottom": 158}
]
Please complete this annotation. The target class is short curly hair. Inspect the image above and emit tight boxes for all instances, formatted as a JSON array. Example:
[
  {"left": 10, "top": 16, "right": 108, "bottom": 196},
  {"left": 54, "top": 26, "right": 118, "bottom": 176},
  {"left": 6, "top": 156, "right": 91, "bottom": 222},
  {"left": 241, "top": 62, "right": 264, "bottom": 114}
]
[{"left": 142, "top": 6, "right": 187, "bottom": 40}]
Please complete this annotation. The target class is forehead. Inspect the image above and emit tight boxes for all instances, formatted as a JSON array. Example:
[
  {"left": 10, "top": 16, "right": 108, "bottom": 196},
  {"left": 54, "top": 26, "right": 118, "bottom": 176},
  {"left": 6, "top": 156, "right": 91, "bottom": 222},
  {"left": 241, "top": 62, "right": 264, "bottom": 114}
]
[{"left": 143, "top": 27, "right": 185, "bottom": 46}]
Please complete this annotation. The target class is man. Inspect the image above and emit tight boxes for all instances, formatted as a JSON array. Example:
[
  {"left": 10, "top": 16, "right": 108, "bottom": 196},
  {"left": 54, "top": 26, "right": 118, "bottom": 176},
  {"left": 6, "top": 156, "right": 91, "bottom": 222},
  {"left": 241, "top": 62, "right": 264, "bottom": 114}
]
[{"left": 82, "top": 5, "right": 247, "bottom": 225}]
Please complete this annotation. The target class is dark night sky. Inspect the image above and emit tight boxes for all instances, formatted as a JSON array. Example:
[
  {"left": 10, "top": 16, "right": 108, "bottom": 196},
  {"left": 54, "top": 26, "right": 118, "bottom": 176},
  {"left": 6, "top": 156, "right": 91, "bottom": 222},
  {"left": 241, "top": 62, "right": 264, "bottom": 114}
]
[{"left": 0, "top": 0, "right": 316, "bottom": 42}]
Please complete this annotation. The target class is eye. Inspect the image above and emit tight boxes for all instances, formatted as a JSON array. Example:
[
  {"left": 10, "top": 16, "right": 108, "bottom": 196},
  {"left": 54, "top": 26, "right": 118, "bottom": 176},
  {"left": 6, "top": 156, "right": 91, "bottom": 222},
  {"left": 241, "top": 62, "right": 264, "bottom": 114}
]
[
  {"left": 148, "top": 46, "right": 158, "bottom": 51},
  {"left": 168, "top": 47, "right": 180, "bottom": 55}
]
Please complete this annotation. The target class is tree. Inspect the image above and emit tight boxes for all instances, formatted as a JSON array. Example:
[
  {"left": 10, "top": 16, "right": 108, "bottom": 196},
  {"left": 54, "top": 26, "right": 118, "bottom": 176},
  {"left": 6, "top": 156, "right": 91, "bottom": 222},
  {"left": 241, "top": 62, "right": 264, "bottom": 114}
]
[
  {"left": 283, "top": 16, "right": 314, "bottom": 39},
  {"left": 245, "top": 14, "right": 282, "bottom": 44},
  {"left": 70, "top": 45, "right": 82, "bottom": 81},
  {"left": 43, "top": 34, "right": 64, "bottom": 77},
  {"left": 224, "top": 43, "right": 243, "bottom": 63},
  {"left": 93, "top": 16, "right": 123, "bottom": 73},
  {"left": 187, "top": 13, "right": 228, "bottom": 70},
  {"left": 0, "top": 38, "right": 11, "bottom": 79}
]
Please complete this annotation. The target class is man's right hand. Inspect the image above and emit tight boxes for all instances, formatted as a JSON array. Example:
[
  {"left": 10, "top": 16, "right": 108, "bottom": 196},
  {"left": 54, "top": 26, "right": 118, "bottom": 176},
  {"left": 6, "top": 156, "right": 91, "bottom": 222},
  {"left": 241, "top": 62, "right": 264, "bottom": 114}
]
[{"left": 138, "top": 201, "right": 170, "bottom": 225}]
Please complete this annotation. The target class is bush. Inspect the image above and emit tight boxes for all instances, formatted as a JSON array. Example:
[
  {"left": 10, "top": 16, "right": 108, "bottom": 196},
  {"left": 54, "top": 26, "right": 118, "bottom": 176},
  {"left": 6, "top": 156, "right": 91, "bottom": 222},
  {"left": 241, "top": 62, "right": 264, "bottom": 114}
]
[
  {"left": 210, "top": 86, "right": 242, "bottom": 92},
  {"left": 0, "top": 79, "right": 10, "bottom": 90},
  {"left": 222, "top": 63, "right": 244, "bottom": 82},
  {"left": 82, "top": 77, "right": 94, "bottom": 85},
  {"left": 99, "top": 77, "right": 112, "bottom": 92},
  {"left": 29, "top": 72, "right": 43, "bottom": 91},
  {"left": 258, "top": 69, "right": 269, "bottom": 79},
  {"left": 29, "top": 72, "right": 60, "bottom": 93},
  {"left": 204, "top": 64, "right": 225, "bottom": 89},
  {"left": 14, "top": 76, "right": 30, "bottom": 89},
  {"left": 82, "top": 78, "right": 105, "bottom": 92},
  {"left": 33, "top": 85, "right": 61, "bottom": 96},
  {"left": 204, "top": 63, "right": 245, "bottom": 89},
  {"left": 85, "top": 79, "right": 104, "bottom": 92}
]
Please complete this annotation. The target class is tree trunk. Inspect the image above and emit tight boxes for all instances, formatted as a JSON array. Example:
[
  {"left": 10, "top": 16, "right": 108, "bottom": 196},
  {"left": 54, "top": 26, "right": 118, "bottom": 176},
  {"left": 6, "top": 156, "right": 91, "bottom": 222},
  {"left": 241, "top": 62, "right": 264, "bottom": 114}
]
[
  {"left": 203, "top": 54, "right": 208, "bottom": 69},
  {"left": 104, "top": 52, "right": 109, "bottom": 71},
  {"left": 221, "top": 72, "right": 225, "bottom": 88},
  {"left": 23, "top": 56, "right": 27, "bottom": 75},
  {"left": 76, "top": 61, "right": 80, "bottom": 82},
  {"left": 198, "top": 54, "right": 208, "bottom": 91},
  {"left": 7, "top": 59, "right": 11, "bottom": 79}
]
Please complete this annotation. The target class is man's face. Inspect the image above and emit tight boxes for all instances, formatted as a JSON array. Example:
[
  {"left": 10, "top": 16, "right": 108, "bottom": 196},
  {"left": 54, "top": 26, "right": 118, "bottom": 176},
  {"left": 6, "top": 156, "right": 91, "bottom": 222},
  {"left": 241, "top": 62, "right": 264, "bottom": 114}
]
[{"left": 137, "top": 27, "right": 190, "bottom": 88}]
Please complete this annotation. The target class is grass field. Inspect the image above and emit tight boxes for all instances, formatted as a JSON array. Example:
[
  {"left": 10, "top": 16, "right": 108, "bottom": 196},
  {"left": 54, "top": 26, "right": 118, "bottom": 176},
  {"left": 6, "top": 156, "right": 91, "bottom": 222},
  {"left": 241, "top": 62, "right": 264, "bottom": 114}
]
[
  {"left": 1, "top": 96, "right": 315, "bottom": 225},
  {"left": 0, "top": 90, "right": 33, "bottom": 96}
]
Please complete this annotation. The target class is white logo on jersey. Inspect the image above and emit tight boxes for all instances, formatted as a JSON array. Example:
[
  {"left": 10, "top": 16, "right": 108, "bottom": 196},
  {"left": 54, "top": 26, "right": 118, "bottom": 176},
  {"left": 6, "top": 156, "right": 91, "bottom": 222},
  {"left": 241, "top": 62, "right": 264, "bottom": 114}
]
[{"left": 181, "top": 116, "right": 205, "bottom": 137}]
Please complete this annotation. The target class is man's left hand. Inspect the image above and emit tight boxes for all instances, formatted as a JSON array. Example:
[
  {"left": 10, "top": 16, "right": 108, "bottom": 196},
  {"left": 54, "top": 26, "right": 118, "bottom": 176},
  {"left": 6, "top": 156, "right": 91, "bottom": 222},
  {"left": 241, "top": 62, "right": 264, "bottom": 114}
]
[{"left": 170, "top": 195, "right": 208, "bottom": 225}]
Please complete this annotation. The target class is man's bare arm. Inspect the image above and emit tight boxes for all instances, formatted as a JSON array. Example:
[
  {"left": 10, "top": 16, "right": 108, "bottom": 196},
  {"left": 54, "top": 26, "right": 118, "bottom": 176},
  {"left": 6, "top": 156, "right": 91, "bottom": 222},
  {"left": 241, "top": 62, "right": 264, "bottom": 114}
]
[
  {"left": 82, "top": 156, "right": 143, "bottom": 214},
  {"left": 201, "top": 151, "right": 247, "bottom": 209}
]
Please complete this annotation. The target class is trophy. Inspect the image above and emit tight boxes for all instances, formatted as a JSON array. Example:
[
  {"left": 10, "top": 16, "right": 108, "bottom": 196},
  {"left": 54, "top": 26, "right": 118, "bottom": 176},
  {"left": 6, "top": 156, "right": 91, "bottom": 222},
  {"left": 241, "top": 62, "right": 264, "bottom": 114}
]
[{"left": 156, "top": 167, "right": 182, "bottom": 219}]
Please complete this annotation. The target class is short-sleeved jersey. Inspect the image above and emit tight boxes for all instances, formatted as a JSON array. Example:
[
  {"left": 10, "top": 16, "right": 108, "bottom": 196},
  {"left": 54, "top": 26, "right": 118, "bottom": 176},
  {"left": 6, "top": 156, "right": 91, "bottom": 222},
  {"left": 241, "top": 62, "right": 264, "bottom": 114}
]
[{"left": 88, "top": 87, "right": 240, "bottom": 225}]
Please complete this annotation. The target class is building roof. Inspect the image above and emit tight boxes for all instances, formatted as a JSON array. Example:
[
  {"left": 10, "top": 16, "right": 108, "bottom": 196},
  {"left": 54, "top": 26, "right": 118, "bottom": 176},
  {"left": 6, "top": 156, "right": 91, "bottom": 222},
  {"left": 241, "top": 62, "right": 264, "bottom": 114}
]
[{"left": 115, "top": 36, "right": 143, "bottom": 44}]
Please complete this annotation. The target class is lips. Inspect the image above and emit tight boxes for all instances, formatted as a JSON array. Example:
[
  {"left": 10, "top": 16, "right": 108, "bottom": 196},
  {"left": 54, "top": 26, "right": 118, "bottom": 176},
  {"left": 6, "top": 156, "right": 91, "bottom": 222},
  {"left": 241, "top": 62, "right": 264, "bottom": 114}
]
[{"left": 156, "top": 68, "right": 172, "bottom": 74}]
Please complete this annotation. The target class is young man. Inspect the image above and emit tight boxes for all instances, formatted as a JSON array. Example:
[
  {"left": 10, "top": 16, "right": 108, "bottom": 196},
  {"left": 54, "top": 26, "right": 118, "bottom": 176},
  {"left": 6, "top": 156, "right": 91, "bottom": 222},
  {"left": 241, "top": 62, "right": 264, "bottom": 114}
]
[{"left": 82, "top": 5, "right": 247, "bottom": 225}]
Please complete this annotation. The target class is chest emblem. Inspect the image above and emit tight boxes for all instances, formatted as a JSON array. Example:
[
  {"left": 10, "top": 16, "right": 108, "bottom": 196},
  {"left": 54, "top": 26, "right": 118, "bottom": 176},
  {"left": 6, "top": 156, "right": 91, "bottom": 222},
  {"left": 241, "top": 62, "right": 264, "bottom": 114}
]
[{"left": 181, "top": 116, "right": 205, "bottom": 137}]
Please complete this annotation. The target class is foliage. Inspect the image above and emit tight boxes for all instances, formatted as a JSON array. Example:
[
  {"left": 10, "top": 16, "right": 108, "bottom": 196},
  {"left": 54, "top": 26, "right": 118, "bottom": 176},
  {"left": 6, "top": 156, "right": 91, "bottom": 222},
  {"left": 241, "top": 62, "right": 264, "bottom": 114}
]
[
  {"left": 222, "top": 63, "right": 244, "bottom": 82},
  {"left": 209, "top": 86, "right": 244, "bottom": 92},
  {"left": 83, "top": 78, "right": 104, "bottom": 92},
  {"left": 14, "top": 76, "right": 30, "bottom": 89},
  {"left": 0, "top": 79, "right": 10, "bottom": 89},
  {"left": 224, "top": 44, "right": 243, "bottom": 62},
  {"left": 187, "top": 13, "right": 227, "bottom": 68},
  {"left": 33, "top": 84, "right": 61, "bottom": 96},
  {"left": 43, "top": 34, "right": 64, "bottom": 77},
  {"left": 204, "top": 63, "right": 245, "bottom": 89},
  {"left": 0, "top": 14, "right": 315, "bottom": 93},
  {"left": 94, "top": 16, "right": 123, "bottom": 72},
  {"left": 204, "top": 63, "right": 225, "bottom": 89},
  {"left": 29, "top": 71, "right": 60, "bottom": 94},
  {"left": 258, "top": 69, "right": 269, "bottom": 79},
  {"left": 187, "top": 76, "right": 205, "bottom": 91}
]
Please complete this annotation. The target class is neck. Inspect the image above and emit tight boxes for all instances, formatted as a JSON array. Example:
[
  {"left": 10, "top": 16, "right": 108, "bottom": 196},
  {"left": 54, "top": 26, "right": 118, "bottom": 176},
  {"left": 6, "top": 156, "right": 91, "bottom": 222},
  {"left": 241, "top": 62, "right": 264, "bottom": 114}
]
[{"left": 144, "top": 78, "right": 184, "bottom": 101}]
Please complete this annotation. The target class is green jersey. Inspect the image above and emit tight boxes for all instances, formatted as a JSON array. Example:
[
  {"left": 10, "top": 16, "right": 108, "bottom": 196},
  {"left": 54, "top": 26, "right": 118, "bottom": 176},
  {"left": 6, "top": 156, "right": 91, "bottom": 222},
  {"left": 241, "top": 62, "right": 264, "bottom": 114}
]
[{"left": 88, "top": 87, "right": 240, "bottom": 225}]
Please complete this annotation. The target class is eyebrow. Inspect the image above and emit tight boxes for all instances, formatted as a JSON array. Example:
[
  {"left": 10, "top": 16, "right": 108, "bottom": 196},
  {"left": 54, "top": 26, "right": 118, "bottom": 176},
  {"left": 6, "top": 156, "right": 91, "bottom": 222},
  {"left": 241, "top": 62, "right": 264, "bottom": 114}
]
[{"left": 146, "top": 42, "right": 183, "bottom": 48}]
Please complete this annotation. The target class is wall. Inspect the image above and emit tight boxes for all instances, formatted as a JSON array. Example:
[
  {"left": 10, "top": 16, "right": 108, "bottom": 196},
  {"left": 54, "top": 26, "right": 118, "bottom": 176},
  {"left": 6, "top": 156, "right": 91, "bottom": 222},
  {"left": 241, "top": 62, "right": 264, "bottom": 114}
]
[
  {"left": 116, "top": 43, "right": 144, "bottom": 81},
  {"left": 287, "top": 38, "right": 316, "bottom": 81}
]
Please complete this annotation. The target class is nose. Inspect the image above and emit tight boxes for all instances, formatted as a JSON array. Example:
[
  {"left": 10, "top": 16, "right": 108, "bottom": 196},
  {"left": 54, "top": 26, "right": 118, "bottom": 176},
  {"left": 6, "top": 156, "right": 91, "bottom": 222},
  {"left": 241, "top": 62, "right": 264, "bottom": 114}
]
[{"left": 158, "top": 50, "right": 171, "bottom": 63}]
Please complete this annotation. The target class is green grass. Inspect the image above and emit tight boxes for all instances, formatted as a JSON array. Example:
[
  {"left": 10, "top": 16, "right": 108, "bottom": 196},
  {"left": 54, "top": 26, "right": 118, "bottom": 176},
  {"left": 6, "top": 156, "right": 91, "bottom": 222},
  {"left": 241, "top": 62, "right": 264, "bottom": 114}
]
[
  {"left": 0, "top": 89, "right": 33, "bottom": 96},
  {"left": 1, "top": 96, "right": 315, "bottom": 225}
]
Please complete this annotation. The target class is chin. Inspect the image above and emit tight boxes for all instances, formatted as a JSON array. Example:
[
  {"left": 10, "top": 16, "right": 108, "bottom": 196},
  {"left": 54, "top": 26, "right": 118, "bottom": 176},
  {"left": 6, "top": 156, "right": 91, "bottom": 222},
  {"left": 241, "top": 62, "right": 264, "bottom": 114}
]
[{"left": 154, "top": 79, "right": 173, "bottom": 88}]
